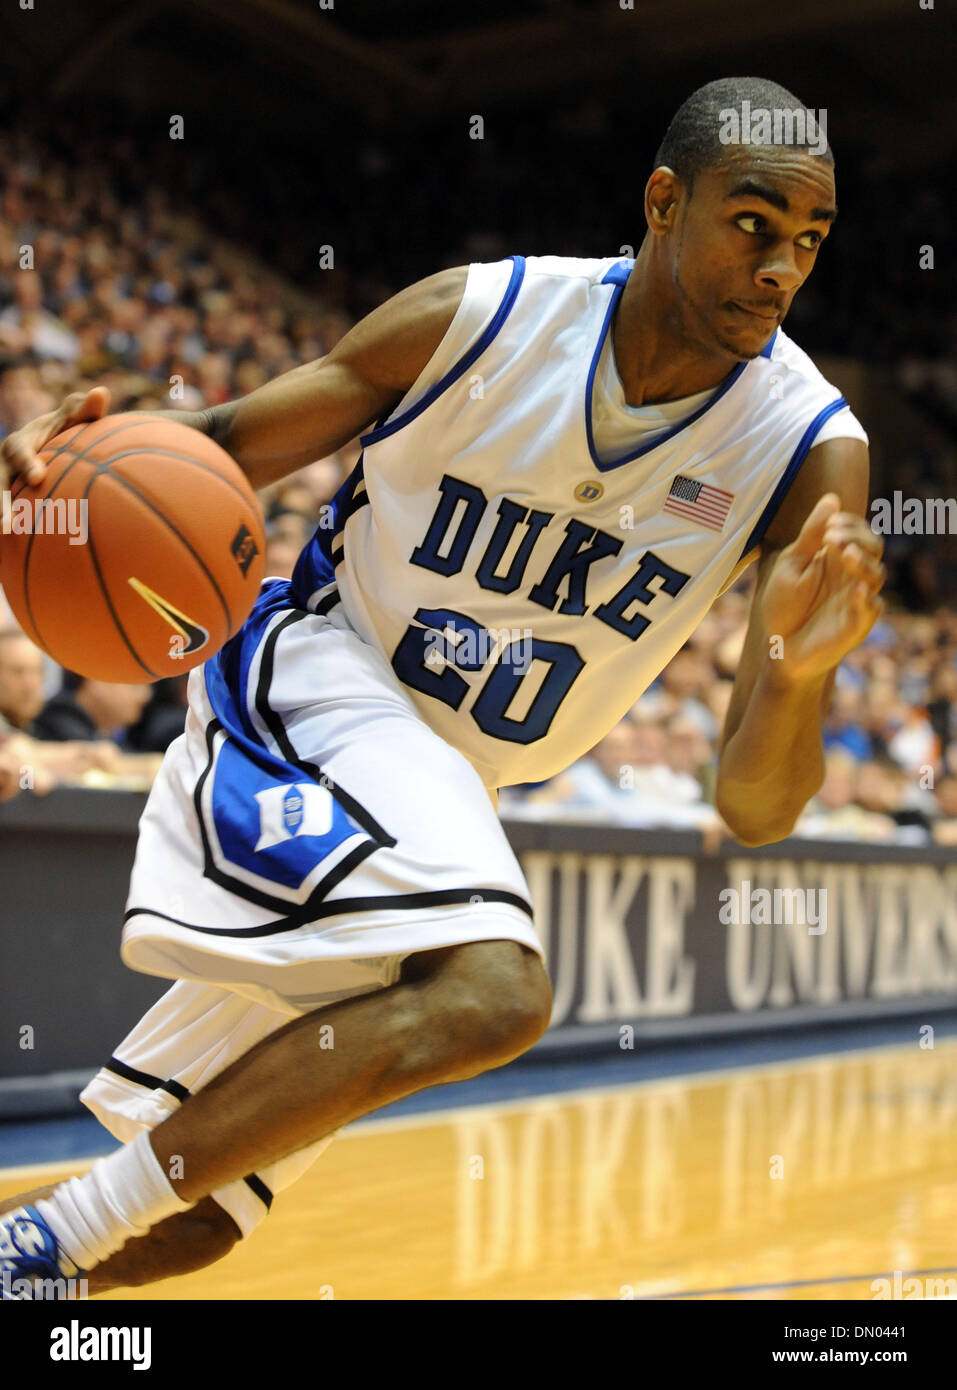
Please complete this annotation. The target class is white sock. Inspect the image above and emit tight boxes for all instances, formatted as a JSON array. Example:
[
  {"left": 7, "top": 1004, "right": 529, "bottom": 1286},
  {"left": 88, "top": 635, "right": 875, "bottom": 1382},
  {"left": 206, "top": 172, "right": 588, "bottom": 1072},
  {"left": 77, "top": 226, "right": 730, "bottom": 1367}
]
[{"left": 35, "top": 1130, "right": 195, "bottom": 1271}]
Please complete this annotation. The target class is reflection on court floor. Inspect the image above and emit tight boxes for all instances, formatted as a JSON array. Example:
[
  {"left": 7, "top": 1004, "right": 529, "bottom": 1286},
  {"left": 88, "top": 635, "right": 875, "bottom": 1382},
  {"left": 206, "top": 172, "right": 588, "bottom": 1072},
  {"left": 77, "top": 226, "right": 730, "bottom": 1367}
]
[{"left": 2, "top": 1039, "right": 955, "bottom": 1299}]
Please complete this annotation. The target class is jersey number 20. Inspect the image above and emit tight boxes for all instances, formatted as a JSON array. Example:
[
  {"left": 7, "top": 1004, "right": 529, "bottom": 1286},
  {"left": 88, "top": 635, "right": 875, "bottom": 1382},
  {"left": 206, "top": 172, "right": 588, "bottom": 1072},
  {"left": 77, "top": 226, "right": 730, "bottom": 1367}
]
[{"left": 392, "top": 606, "right": 584, "bottom": 744}]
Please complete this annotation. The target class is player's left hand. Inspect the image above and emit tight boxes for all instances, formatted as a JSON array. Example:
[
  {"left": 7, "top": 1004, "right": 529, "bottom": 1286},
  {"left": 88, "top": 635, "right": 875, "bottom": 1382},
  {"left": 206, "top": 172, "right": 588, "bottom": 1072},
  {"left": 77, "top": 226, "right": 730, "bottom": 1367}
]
[{"left": 759, "top": 492, "right": 885, "bottom": 683}]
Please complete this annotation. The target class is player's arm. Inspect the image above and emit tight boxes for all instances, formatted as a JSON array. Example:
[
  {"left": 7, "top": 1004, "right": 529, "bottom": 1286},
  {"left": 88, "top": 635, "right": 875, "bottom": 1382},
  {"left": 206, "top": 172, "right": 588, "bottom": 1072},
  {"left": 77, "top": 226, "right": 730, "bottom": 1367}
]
[
  {"left": 0, "top": 267, "right": 468, "bottom": 493},
  {"left": 714, "top": 437, "right": 884, "bottom": 847}
]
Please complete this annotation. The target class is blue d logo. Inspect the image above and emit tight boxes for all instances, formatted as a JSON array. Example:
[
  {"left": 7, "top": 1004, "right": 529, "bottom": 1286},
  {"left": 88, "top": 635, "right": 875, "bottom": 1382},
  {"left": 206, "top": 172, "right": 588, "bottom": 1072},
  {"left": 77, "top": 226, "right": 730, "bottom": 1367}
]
[{"left": 282, "top": 787, "right": 304, "bottom": 833}]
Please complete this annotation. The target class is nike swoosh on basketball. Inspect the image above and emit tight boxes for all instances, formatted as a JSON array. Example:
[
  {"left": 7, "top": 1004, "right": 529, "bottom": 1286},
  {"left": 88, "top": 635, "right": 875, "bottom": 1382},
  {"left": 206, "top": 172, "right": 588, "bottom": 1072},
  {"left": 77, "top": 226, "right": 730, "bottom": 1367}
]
[{"left": 127, "top": 577, "right": 210, "bottom": 655}]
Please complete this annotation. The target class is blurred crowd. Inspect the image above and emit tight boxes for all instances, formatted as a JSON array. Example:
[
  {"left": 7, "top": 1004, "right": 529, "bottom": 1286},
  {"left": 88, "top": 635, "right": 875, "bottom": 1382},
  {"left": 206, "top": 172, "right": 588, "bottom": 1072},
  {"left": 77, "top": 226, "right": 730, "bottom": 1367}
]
[{"left": 0, "top": 124, "right": 955, "bottom": 847}]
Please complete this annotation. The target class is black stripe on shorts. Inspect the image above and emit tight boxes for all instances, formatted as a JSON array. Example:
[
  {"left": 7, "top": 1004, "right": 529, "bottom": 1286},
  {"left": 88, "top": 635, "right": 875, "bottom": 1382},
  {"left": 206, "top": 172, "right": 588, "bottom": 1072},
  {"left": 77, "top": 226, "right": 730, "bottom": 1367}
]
[
  {"left": 104, "top": 1056, "right": 190, "bottom": 1103},
  {"left": 99, "top": 1057, "right": 274, "bottom": 1211},
  {"left": 311, "top": 586, "right": 341, "bottom": 616},
  {"left": 124, "top": 884, "right": 535, "bottom": 937}
]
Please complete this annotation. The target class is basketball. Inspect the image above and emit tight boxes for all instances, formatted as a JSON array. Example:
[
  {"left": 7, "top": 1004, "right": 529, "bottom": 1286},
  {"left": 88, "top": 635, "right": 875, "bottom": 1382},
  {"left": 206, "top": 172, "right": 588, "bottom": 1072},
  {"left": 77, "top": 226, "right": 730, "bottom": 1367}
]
[{"left": 0, "top": 413, "right": 266, "bottom": 682}]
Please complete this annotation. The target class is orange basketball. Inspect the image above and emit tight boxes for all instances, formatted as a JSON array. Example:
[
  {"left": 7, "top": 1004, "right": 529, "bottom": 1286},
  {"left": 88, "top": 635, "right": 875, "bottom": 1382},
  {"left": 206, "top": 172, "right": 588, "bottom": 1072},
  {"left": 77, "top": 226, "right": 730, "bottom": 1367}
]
[{"left": 0, "top": 413, "right": 266, "bottom": 682}]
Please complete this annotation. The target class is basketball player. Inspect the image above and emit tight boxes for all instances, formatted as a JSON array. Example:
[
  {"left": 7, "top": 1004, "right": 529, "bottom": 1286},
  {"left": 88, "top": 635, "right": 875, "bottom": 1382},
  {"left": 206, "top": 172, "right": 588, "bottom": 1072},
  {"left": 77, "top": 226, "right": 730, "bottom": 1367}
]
[{"left": 0, "top": 77, "right": 884, "bottom": 1296}]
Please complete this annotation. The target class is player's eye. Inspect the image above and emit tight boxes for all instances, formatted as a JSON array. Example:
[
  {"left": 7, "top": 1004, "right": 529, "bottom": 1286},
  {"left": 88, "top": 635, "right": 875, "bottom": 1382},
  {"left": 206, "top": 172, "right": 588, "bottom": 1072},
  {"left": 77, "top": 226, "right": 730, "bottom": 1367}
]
[
  {"left": 796, "top": 230, "right": 824, "bottom": 250},
  {"left": 735, "top": 214, "right": 766, "bottom": 235}
]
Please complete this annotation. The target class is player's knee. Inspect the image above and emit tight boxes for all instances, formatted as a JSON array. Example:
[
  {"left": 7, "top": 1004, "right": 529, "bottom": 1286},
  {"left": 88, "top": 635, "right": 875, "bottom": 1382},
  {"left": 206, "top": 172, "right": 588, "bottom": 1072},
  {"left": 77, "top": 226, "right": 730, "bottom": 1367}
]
[
  {"left": 408, "top": 939, "right": 552, "bottom": 1075},
  {"left": 121, "top": 1198, "right": 240, "bottom": 1286},
  {"left": 483, "top": 946, "right": 552, "bottom": 1058},
  {"left": 187, "top": 1199, "right": 242, "bottom": 1267}
]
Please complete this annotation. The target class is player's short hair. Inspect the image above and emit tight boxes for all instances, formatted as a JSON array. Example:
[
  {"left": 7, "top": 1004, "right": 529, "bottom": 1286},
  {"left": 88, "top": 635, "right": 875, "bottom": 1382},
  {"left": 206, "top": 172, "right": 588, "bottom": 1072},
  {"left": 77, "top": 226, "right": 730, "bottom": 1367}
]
[{"left": 653, "top": 76, "right": 835, "bottom": 190}]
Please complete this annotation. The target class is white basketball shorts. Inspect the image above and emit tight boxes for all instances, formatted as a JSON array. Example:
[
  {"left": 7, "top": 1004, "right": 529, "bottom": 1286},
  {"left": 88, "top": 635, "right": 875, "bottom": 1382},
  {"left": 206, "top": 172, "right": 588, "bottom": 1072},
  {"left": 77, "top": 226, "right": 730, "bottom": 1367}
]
[{"left": 81, "top": 577, "right": 543, "bottom": 1238}]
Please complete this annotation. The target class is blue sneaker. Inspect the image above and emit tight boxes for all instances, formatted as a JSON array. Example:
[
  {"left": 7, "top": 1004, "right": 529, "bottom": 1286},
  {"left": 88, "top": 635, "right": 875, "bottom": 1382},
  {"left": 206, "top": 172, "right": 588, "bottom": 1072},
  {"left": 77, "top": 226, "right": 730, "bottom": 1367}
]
[{"left": 0, "top": 1206, "right": 85, "bottom": 1300}]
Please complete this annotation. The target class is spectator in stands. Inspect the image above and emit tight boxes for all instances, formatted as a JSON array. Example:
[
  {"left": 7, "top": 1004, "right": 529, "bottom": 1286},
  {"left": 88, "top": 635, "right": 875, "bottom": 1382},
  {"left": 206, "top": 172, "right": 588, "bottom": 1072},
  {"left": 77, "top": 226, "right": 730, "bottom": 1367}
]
[
  {"left": 927, "top": 661, "right": 957, "bottom": 751},
  {"left": 886, "top": 707, "right": 940, "bottom": 779},
  {"left": 0, "top": 360, "right": 56, "bottom": 440},
  {"left": 822, "top": 685, "right": 871, "bottom": 761},
  {"left": 126, "top": 677, "right": 188, "bottom": 754},
  {"left": 32, "top": 672, "right": 150, "bottom": 744},
  {"left": 861, "top": 681, "right": 907, "bottom": 760},
  {"left": 713, "top": 624, "right": 747, "bottom": 682},
  {"left": 0, "top": 629, "right": 114, "bottom": 790},
  {"left": 516, "top": 716, "right": 727, "bottom": 845},
  {"left": 264, "top": 510, "right": 310, "bottom": 579},
  {"left": 270, "top": 481, "right": 318, "bottom": 523},
  {"left": 855, "top": 758, "right": 933, "bottom": 841},
  {"left": 0, "top": 731, "right": 56, "bottom": 801},
  {"left": 796, "top": 750, "right": 897, "bottom": 841},
  {"left": 667, "top": 714, "right": 718, "bottom": 806},
  {"left": 0, "top": 274, "right": 79, "bottom": 364},
  {"left": 525, "top": 720, "right": 637, "bottom": 818},
  {"left": 931, "top": 774, "right": 957, "bottom": 845},
  {"left": 658, "top": 648, "right": 715, "bottom": 738},
  {"left": 32, "top": 672, "right": 162, "bottom": 785},
  {"left": 624, "top": 713, "right": 703, "bottom": 804},
  {"left": 706, "top": 679, "right": 734, "bottom": 745},
  {"left": 0, "top": 627, "right": 45, "bottom": 734}
]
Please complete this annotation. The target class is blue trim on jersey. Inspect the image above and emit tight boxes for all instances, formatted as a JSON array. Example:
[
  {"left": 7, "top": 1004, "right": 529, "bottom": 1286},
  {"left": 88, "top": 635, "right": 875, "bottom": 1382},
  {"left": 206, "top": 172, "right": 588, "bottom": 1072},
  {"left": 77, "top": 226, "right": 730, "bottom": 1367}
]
[
  {"left": 738, "top": 395, "right": 850, "bottom": 559},
  {"left": 601, "top": 258, "right": 634, "bottom": 286},
  {"left": 290, "top": 457, "right": 365, "bottom": 608},
  {"left": 585, "top": 280, "right": 748, "bottom": 473},
  {"left": 207, "top": 578, "right": 301, "bottom": 751},
  {"left": 760, "top": 330, "right": 778, "bottom": 359},
  {"left": 358, "top": 255, "right": 526, "bottom": 448}
]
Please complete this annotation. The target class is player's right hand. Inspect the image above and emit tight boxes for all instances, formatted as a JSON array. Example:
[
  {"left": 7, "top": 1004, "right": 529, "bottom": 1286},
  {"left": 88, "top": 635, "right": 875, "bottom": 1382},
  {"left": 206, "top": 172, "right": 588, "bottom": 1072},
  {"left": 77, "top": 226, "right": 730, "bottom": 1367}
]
[{"left": 0, "top": 385, "right": 111, "bottom": 494}]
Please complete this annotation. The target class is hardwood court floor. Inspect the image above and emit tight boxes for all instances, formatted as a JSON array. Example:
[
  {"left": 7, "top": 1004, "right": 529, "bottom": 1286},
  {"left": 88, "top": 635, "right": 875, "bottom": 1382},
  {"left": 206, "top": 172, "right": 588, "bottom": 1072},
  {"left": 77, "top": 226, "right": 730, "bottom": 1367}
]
[{"left": 2, "top": 1038, "right": 956, "bottom": 1300}]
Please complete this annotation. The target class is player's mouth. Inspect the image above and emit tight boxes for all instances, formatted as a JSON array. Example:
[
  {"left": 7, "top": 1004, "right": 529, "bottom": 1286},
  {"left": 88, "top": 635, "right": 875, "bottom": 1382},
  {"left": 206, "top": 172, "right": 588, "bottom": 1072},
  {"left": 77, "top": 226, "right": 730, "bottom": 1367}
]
[{"left": 729, "top": 301, "right": 781, "bottom": 324}]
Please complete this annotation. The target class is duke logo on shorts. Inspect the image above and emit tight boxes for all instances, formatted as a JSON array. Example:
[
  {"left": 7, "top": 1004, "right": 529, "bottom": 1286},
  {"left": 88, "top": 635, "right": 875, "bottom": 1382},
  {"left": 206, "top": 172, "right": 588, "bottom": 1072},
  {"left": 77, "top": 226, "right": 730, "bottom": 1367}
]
[{"left": 254, "top": 783, "right": 333, "bottom": 850}]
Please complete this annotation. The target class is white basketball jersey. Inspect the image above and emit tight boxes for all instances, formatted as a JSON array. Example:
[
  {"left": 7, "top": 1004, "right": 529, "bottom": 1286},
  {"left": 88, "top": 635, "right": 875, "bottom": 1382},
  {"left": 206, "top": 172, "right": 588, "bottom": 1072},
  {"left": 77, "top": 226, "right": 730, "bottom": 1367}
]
[{"left": 293, "top": 254, "right": 866, "bottom": 790}]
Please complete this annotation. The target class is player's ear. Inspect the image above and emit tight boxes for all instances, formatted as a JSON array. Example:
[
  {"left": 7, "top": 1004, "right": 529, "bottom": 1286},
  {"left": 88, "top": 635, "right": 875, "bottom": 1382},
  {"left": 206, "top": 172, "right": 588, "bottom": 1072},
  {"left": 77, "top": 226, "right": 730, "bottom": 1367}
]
[{"left": 645, "top": 168, "right": 680, "bottom": 235}]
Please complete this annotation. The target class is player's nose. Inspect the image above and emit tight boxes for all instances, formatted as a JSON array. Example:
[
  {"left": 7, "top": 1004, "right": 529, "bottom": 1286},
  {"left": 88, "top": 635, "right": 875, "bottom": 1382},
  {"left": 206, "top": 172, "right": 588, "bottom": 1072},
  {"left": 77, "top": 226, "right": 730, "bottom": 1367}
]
[{"left": 754, "top": 252, "right": 803, "bottom": 293}]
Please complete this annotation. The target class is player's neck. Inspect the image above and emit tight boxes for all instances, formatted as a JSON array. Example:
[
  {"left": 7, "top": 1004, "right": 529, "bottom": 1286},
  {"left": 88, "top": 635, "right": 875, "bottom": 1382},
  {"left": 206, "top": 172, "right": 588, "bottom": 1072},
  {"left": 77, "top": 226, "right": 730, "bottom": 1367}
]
[{"left": 612, "top": 248, "right": 742, "bottom": 406}]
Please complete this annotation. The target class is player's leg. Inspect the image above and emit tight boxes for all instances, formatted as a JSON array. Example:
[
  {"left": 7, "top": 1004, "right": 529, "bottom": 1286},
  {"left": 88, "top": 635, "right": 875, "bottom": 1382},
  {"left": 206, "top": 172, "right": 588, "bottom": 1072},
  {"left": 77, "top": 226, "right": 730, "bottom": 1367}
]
[
  {"left": 145, "top": 937, "right": 550, "bottom": 1201},
  {"left": 1, "top": 940, "right": 547, "bottom": 1293},
  {"left": 1, "top": 937, "right": 547, "bottom": 1293},
  {"left": 1, "top": 592, "right": 549, "bottom": 1293},
  {"left": 0, "top": 1186, "right": 239, "bottom": 1292}
]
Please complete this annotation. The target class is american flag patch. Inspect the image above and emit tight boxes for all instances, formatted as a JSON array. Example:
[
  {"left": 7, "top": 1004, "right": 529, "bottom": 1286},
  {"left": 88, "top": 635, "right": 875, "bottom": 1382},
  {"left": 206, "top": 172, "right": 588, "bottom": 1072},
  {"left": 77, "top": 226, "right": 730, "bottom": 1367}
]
[{"left": 663, "top": 476, "right": 734, "bottom": 532}]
